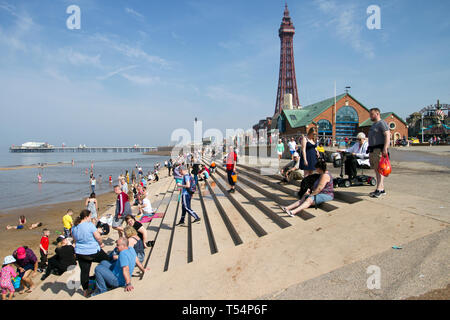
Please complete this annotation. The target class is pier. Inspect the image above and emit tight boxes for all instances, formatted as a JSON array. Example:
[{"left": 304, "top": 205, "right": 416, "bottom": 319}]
[{"left": 9, "top": 146, "right": 157, "bottom": 153}]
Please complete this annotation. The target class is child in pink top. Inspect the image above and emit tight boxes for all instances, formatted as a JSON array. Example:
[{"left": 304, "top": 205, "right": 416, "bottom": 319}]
[{"left": 1, "top": 255, "right": 18, "bottom": 300}]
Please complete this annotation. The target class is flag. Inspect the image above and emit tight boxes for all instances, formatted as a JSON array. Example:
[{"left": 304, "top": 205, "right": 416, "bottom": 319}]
[{"left": 436, "top": 109, "right": 444, "bottom": 117}]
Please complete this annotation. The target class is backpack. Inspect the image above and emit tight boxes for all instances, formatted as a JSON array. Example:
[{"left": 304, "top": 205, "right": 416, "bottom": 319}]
[{"left": 186, "top": 175, "right": 197, "bottom": 194}]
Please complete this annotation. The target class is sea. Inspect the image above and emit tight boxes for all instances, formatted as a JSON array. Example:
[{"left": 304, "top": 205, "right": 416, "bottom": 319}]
[{"left": 0, "top": 149, "right": 168, "bottom": 211}]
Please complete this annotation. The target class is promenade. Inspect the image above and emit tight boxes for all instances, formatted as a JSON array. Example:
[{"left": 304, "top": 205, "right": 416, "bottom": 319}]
[{"left": 24, "top": 148, "right": 449, "bottom": 300}]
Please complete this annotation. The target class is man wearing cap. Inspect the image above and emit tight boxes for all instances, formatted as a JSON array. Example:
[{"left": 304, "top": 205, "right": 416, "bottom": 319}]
[
  {"left": 280, "top": 152, "right": 303, "bottom": 183},
  {"left": 12, "top": 246, "right": 38, "bottom": 293},
  {"left": 337, "top": 132, "right": 369, "bottom": 180},
  {"left": 40, "top": 236, "right": 76, "bottom": 281}
]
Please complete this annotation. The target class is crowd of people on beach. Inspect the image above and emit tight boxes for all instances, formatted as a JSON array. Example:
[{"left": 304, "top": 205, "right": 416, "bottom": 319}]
[
  {"left": 0, "top": 108, "right": 392, "bottom": 300},
  {"left": 1, "top": 160, "right": 165, "bottom": 299}
]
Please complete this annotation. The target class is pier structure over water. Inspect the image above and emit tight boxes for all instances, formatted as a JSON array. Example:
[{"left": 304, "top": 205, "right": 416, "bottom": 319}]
[{"left": 9, "top": 146, "right": 157, "bottom": 153}]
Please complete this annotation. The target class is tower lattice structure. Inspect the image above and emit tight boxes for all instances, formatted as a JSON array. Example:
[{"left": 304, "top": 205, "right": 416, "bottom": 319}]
[{"left": 274, "top": 4, "right": 300, "bottom": 115}]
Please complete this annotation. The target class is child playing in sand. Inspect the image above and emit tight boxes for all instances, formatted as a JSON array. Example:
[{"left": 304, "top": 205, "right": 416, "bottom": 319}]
[
  {"left": 39, "top": 229, "right": 50, "bottom": 272},
  {"left": 63, "top": 209, "right": 73, "bottom": 238},
  {"left": 28, "top": 222, "right": 43, "bottom": 230},
  {"left": 6, "top": 215, "right": 27, "bottom": 230},
  {"left": 1, "top": 255, "right": 18, "bottom": 300}
]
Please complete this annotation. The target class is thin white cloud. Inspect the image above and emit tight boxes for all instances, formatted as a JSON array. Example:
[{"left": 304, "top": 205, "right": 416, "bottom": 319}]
[
  {"left": 59, "top": 48, "right": 102, "bottom": 67},
  {"left": 0, "top": 2, "right": 36, "bottom": 52},
  {"left": 125, "top": 7, "right": 144, "bottom": 19},
  {"left": 44, "top": 68, "right": 70, "bottom": 82},
  {"left": 121, "top": 73, "right": 160, "bottom": 85},
  {"left": 313, "top": 0, "right": 375, "bottom": 59},
  {"left": 93, "top": 34, "right": 169, "bottom": 68},
  {"left": 205, "top": 85, "right": 258, "bottom": 108},
  {"left": 97, "top": 65, "right": 138, "bottom": 80}
]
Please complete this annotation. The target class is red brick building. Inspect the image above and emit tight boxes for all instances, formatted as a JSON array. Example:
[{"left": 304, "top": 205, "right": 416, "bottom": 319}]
[{"left": 272, "top": 93, "right": 408, "bottom": 143}]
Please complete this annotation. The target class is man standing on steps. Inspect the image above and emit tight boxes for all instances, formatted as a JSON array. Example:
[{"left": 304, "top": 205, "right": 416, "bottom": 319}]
[
  {"left": 225, "top": 145, "right": 237, "bottom": 193},
  {"left": 176, "top": 166, "right": 201, "bottom": 226},
  {"left": 367, "top": 108, "right": 390, "bottom": 198},
  {"left": 112, "top": 185, "right": 132, "bottom": 237}
]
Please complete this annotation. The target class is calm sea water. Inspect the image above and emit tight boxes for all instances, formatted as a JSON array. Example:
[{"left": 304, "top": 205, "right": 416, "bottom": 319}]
[{"left": 0, "top": 150, "right": 168, "bottom": 211}]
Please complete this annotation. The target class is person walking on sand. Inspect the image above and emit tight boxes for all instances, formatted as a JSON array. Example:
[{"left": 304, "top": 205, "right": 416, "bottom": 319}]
[
  {"left": 367, "top": 107, "right": 390, "bottom": 198},
  {"left": 90, "top": 176, "right": 96, "bottom": 193},
  {"left": 85, "top": 193, "right": 98, "bottom": 220}
]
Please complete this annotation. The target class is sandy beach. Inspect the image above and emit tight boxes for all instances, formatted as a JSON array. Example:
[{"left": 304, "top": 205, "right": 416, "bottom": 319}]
[
  {"left": 0, "top": 162, "right": 71, "bottom": 171},
  {"left": 0, "top": 191, "right": 118, "bottom": 262}
]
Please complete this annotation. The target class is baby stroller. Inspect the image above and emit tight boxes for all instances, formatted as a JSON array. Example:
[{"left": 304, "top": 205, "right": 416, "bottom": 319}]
[{"left": 333, "top": 152, "right": 376, "bottom": 188}]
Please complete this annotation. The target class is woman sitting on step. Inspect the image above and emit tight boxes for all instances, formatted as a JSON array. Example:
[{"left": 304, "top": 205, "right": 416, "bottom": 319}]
[{"left": 281, "top": 160, "right": 334, "bottom": 217}]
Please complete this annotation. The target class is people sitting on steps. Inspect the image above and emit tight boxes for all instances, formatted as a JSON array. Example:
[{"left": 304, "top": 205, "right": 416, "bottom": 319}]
[
  {"left": 40, "top": 235, "right": 76, "bottom": 281},
  {"left": 279, "top": 152, "right": 303, "bottom": 184},
  {"left": 92, "top": 237, "right": 148, "bottom": 296},
  {"left": 281, "top": 160, "right": 334, "bottom": 217}
]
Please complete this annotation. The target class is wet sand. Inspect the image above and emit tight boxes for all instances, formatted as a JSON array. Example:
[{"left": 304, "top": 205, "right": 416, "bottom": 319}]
[
  {"left": 0, "top": 191, "right": 117, "bottom": 261},
  {"left": 0, "top": 162, "right": 71, "bottom": 171}
]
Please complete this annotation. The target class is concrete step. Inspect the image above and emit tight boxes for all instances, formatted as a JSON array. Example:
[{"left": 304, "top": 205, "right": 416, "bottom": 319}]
[
  {"left": 92, "top": 198, "right": 448, "bottom": 300},
  {"left": 197, "top": 182, "right": 236, "bottom": 253},
  {"left": 145, "top": 187, "right": 180, "bottom": 275},
  {"left": 189, "top": 188, "right": 214, "bottom": 262},
  {"left": 206, "top": 176, "right": 259, "bottom": 244},
  {"left": 212, "top": 171, "right": 283, "bottom": 235}
]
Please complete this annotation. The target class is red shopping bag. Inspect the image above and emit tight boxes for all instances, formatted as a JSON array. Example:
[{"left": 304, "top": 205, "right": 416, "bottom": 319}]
[{"left": 378, "top": 154, "right": 392, "bottom": 177}]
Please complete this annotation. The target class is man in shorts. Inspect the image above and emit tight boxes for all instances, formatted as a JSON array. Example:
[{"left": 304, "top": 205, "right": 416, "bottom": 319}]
[
  {"left": 288, "top": 137, "right": 297, "bottom": 160},
  {"left": 367, "top": 108, "right": 390, "bottom": 198},
  {"left": 112, "top": 185, "right": 132, "bottom": 237}
]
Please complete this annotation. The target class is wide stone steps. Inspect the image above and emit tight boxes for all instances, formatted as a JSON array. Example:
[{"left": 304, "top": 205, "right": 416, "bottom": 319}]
[{"left": 29, "top": 155, "right": 364, "bottom": 300}]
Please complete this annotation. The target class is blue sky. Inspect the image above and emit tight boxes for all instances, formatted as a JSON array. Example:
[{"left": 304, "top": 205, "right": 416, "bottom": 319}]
[{"left": 0, "top": 0, "right": 449, "bottom": 148}]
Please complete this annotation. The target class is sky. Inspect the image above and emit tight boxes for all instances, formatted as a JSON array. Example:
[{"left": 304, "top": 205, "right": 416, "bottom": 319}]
[{"left": 0, "top": 0, "right": 449, "bottom": 148}]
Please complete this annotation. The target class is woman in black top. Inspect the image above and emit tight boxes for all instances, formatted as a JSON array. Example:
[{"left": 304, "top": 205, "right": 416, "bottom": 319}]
[
  {"left": 124, "top": 215, "right": 154, "bottom": 248},
  {"left": 41, "top": 236, "right": 76, "bottom": 281}
]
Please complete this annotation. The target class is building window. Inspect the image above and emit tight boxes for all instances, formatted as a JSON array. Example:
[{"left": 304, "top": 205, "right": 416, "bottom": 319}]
[
  {"left": 336, "top": 106, "right": 359, "bottom": 123},
  {"left": 290, "top": 115, "right": 297, "bottom": 121},
  {"left": 389, "top": 122, "right": 396, "bottom": 130},
  {"left": 336, "top": 106, "right": 359, "bottom": 138},
  {"left": 317, "top": 119, "right": 332, "bottom": 135}
]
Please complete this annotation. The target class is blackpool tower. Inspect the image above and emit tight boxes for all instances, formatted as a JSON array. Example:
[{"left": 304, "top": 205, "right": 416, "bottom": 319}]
[{"left": 274, "top": 4, "right": 300, "bottom": 115}]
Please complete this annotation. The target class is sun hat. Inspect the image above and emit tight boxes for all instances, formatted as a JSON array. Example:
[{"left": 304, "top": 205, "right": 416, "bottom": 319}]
[
  {"left": 3, "top": 255, "right": 16, "bottom": 265},
  {"left": 293, "top": 152, "right": 300, "bottom": 157},
  {"left": 16, "top": 247, "right": 26, "bottom": 260},
  {"left": 356, "top": 132, "right": 366, "bottom": 140}
]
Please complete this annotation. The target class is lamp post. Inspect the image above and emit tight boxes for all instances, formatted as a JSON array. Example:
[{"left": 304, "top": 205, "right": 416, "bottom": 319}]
[{"left": 421, "top": 112, "right": 424, "bottom": 143}]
